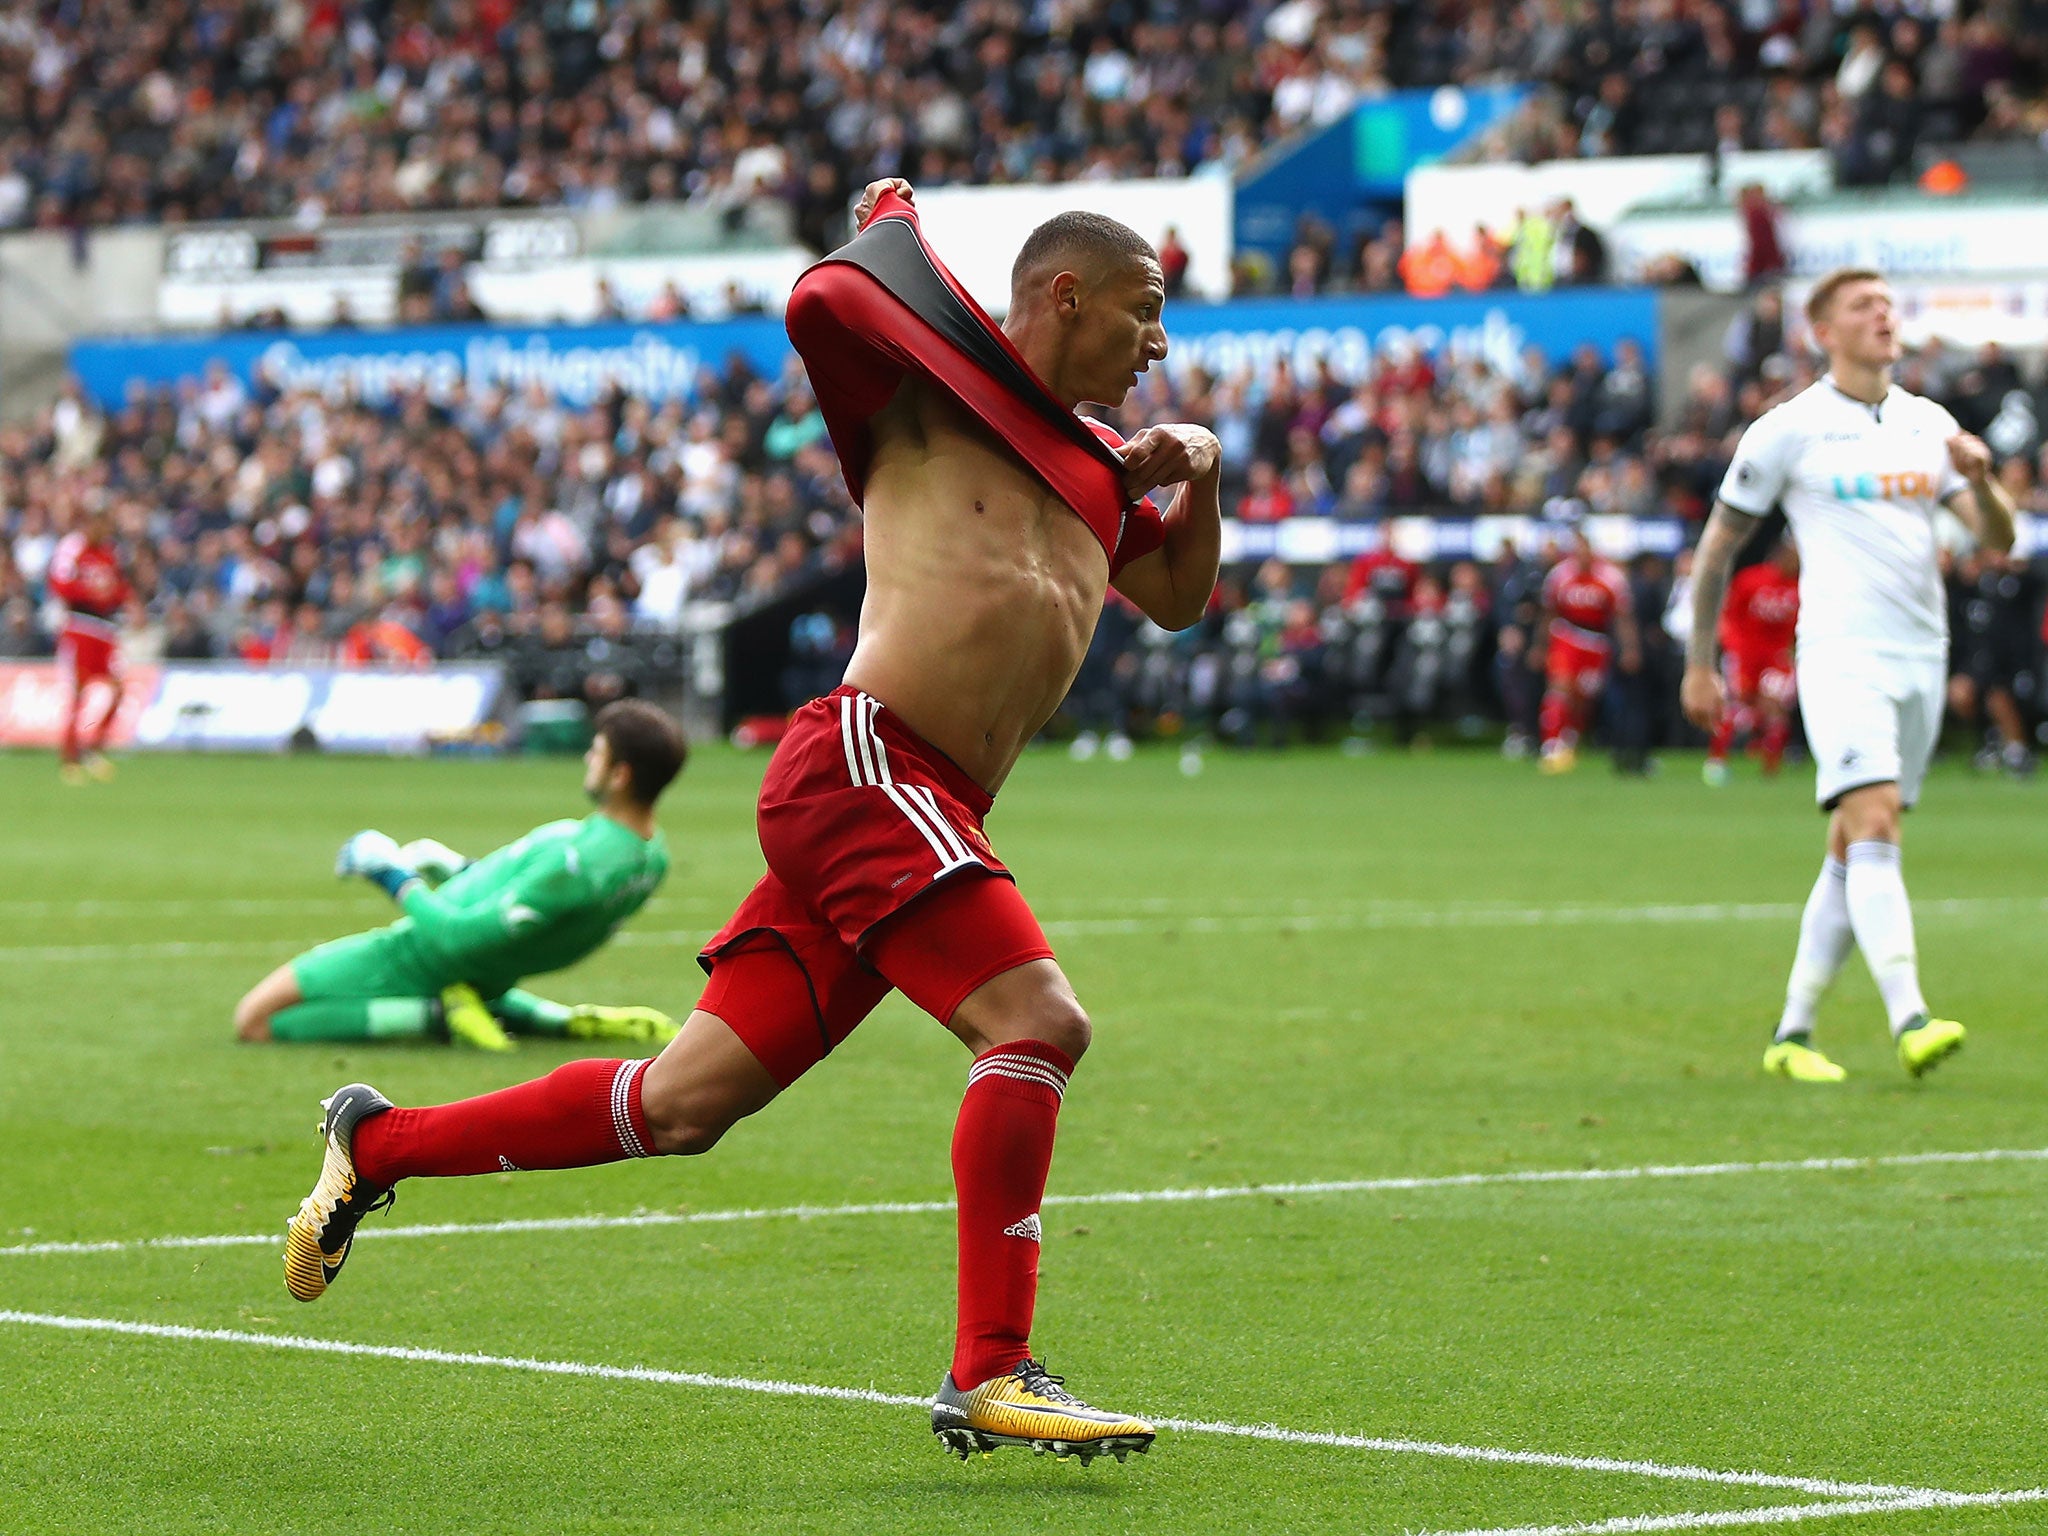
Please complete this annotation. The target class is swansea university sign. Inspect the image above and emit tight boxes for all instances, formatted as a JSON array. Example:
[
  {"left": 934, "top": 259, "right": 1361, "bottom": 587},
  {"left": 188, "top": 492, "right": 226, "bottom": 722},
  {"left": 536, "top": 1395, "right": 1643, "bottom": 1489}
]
[{"left": 73, "top": 290, "right": 1656, "bottom": 410}]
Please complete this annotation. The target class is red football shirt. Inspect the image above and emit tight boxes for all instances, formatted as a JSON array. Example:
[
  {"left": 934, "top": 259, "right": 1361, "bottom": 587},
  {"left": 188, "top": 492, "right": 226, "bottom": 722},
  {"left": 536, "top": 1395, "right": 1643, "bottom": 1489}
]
[
  {"left": 1720, "top": 562, "right": 1799, "bottom": 660},
  {"left": 1543, "top": 557, "right": 1630, "bottom": 643},
  {"left": 47, "top": 533, "right": 130, "bottom": 642}
]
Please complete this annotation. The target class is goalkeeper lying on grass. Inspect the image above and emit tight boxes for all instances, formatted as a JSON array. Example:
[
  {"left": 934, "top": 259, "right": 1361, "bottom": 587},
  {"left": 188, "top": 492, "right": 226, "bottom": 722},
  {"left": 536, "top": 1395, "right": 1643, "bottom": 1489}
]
[{"left": 234, "top": 700, "right": 687, "bottom": 1052}]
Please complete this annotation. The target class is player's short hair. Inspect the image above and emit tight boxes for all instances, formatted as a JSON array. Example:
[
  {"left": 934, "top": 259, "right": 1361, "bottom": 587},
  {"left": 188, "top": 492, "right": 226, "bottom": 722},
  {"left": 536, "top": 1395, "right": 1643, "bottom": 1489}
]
[
  {"left": 1010, "top": 211, "right": 1158, "bottom": 295},
  {"left": 1804, "top": 268, "right": 1886, "bottom": 326},
  {"left": 594, "top": 700, "right": 687, "bottom": 805}
]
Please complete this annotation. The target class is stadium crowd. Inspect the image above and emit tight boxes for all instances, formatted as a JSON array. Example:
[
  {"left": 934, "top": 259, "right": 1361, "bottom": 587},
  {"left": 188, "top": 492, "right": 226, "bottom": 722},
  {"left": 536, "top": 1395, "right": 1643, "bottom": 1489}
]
[
  {"left": 0, "top": 353, "right": 865, "bottom": 708},
  {"left": 3, "top": 288, "right": 2044, "bottom": 753},
  {"left": 3, "top": 0, "right": 2041, "bottom": 238}
]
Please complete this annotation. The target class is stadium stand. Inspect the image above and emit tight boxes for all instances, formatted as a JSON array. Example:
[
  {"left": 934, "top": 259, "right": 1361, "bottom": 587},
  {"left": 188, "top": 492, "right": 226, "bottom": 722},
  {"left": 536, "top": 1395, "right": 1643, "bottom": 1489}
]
[{"left": 2, "top": 0, "right": 2039, "bottom": 236}]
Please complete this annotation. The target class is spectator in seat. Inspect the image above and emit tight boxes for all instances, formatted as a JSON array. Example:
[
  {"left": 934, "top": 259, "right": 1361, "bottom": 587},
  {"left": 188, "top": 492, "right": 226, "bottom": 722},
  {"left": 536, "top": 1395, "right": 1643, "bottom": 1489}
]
[
  {"left": 1237, "top": 459, "right": 1296, "bottom": 524},
  {"left": 1399, "top": 228, "right": 1461, "bottom": 298},
  {"left": 1738, "top": 183, "right": 1788, "bottom": 289}
]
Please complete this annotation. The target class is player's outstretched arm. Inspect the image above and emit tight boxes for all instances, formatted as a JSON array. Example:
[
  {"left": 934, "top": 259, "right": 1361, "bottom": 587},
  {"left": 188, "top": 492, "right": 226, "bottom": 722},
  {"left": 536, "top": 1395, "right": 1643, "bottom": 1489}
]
[
  {"left": 1944, "top": 432, "right": 2017, "bottom": 554},
  {"left": 1111, "top": 425, "right": 1222, "bottom": 630},
  {"left": 1681, "top": 500, "right": 1762, "bottom": 730},
  {"left": 398, "top": 852, "right": 585, "bottom": 957}
]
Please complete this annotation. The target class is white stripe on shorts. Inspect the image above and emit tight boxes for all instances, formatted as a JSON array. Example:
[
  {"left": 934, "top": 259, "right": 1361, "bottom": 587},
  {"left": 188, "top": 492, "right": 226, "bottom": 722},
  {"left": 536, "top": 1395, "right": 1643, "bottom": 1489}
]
[{"left": 845, "top": 692, "right": 979, "bottom": 878}]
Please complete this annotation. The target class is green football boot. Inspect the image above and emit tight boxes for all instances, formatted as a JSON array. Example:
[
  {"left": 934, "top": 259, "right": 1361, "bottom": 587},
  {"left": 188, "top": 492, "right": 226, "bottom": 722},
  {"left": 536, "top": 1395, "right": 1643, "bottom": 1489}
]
[
  {"left": 1763, "top": 1036, "right": 1847, "bottom": 1083},
  {"left": 1897, "top": 1016, "right": 1965, "bottom": 1078}
]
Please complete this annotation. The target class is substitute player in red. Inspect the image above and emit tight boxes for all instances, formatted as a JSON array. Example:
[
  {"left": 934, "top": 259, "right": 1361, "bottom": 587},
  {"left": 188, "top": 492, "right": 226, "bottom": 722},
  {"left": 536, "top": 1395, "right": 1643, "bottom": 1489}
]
[
  {"left": 47, "top": 508, "right": 131, "bottom": 784},
  {"left": 1704, "top": 537, "right": 1800, "bottom": 786},
  {"left": 283, "top": 180, "right": 1222, "bottom": 1464},
  {"left": 1536, "top": 519, "right": 1640, "bottom": 774}
]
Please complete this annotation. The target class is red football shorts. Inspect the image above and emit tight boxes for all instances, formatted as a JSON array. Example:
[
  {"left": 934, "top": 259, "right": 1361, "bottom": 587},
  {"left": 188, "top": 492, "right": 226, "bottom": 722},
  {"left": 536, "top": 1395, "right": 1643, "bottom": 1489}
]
[
  {"left": 698, "top": 686, "right": 1055, "bottom": 1087},
  {"left": 1545, "top": 633, "right": 1611, "bottom": 693},
  {"left": 60, "top": 630, "right": 120, "bottom": 684},
  {"left": 1726, "top": 648, "right": 1795, "bottom": 704}
]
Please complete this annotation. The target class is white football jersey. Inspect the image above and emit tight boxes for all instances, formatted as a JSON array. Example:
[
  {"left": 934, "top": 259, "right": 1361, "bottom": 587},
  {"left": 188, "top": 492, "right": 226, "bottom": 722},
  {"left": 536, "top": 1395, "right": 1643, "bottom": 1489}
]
[{"left": 1718, "top": 379, "right": 1967, "bottom": 659}]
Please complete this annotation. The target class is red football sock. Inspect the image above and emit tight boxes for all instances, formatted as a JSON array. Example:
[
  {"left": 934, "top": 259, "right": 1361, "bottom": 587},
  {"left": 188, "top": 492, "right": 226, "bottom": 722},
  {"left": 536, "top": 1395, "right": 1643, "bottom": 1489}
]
[
  {"left": 950, "top": 1040, "right": 1073, "bottom": 1390},
  {"left": 61, "top": 685, "right": 84, "bottom": 764},
  {"left": 1538, "top": 691, "right": 1569, "bottom": 748},
  {"left": 1761, "top": 714, "right": 1790, "bottom": 773},
  {"left": 1707, "top": 710, "right": 1736, "bottom": 763},
  {"left": 352, "top": 1058, "right": 655, "bottom": 1184},
  {"left": 87, "top": 686, "right": 121, "bottom": 751}
]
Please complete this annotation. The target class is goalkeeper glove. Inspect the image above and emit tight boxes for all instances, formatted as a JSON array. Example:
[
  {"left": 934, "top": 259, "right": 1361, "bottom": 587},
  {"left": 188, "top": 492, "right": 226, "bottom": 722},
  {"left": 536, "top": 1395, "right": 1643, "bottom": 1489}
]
[
  {"left": 335, "top": 830, "right": 421, "bottom": 901},
  {"left": 397, "top": 838, "right": 470, "bottom": 887}
]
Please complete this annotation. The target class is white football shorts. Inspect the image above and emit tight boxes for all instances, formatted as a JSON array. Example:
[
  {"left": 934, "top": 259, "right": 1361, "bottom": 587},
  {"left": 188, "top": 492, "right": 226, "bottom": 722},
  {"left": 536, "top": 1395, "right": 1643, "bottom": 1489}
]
[{"left": 1796, "top": 647, "right": 1946, "bottom": 810}]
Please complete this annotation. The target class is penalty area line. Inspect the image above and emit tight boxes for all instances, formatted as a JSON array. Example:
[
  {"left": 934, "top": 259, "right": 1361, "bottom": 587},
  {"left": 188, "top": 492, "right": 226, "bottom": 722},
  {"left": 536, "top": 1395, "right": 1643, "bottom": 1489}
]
[
  {"left": 5, "top": 1147, "right": 2046, "bottom": 1260},
  {"left": 0, "top": 1311, "right": 1945, "bottom": 1500}
]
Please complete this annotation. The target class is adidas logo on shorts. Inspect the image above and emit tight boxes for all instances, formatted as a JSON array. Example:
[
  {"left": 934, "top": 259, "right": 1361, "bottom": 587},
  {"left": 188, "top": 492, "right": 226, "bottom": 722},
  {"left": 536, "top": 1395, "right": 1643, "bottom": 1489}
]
[{"left": 1002, "top": 1214, "right": 1043, "bottom": 1242}]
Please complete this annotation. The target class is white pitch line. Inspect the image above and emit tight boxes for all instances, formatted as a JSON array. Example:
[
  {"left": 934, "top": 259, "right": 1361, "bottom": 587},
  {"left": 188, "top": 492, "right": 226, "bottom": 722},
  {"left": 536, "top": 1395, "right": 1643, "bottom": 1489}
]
[
  {"left": 6, "top": 1147, "right": 2044, "bottom": 1260},
  {"left": 0, "top": 1311, "right": 1940, "bottom": 1500},
  {"left": 0, "top": 896, "right": 734, "bottom": 919},
  {"left": 0, "top": 938, "right": 294, "bottom": 963},
  {"left": 4, "top": 896, "right": 2041, "bottom": 964},
  {"left": 1417, "top": 1486, "right": 2048, "bottom": 1536}
]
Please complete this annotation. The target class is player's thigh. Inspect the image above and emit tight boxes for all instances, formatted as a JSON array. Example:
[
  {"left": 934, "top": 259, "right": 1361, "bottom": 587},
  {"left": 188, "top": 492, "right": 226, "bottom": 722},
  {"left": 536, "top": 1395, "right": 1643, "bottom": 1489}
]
[
  {"left": 637, "top": 1007, "right": 785, "bottom": 1156},
  {"left": 291, "top": 928, "right": 438, "bottom": 1001},
  {"left": 864, "top": 872, "right": 1078, "bottom": 1057}
]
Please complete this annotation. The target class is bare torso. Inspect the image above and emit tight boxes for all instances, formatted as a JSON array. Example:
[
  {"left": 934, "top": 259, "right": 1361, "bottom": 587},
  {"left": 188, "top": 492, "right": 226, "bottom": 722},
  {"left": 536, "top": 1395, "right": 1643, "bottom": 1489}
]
[{"left": 843, "top": 374, "right": 1113, "bottom": 793}]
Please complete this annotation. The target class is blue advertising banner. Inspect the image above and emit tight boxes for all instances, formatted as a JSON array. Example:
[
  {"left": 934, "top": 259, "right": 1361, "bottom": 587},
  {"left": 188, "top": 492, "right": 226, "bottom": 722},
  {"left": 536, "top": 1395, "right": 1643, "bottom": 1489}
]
[
  {"left": 1219, "top": 513, "right": 1688, "bottom": 566},
  {"left": 71, "top": 318, "right": 797, "bottom": 411},
  {"left": 73, "top": 287, "right": 1656, "bottom": 409},
  {"left": 1160, "top": 287, "right": 1657, "bottom": 381}
]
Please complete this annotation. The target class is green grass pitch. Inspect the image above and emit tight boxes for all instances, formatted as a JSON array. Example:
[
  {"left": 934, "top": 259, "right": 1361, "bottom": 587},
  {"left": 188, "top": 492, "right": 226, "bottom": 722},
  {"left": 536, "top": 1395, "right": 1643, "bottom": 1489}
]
[{"left": 2, "top": 743, "right": 2044, "bottom": 1535}]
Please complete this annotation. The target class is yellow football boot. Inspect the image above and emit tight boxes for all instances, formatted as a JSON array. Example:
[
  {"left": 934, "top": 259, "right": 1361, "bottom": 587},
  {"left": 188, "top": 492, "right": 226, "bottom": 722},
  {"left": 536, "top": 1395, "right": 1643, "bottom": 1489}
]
[
  {"left": 1763, "top": 1037, "right": 1847, "bottom": 1083},
  {"left": 1537, "top": 743, "right": 1578, "bottom": 775},
  {"left": 1897, "top": 1016, "right": 1965, "bottom": 1078},
  {"left": 284, "top": 1084, "right": 395, "bottom": 1302},
  {"left": 439, "top": 983, "right": 515, "bottom": 1051},
  {"left": 565, "top": 1003, "right": 679, "bottom": 1045},
  {"left": 932, "top": 1359, "right": 1155, "bottom": 1464}
]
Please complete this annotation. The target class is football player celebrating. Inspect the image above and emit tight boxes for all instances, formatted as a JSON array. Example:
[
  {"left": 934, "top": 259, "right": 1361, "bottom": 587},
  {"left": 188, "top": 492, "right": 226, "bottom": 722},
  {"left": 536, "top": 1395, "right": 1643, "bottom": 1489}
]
[
  {"left": 1703, "top": 536, "right": 1800, "bottom": 786},
  {"left": 234, "top": 701, "right": 685, "bottom": 1051},
  {"left": 282, "top": 181, "right": 1221, "bottom": 1466},
  {"left": 47, "top": 507, "right": 130, "bottom": 784},
  {"left": 1683, "top": 268, "right": 2016, "bottom": 1082}
]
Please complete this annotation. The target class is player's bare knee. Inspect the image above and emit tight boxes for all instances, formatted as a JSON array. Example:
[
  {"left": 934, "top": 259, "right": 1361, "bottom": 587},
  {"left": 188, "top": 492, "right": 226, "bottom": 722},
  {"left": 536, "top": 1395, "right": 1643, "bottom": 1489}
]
[
  {"left": 643, "top": 1105, "right": 733, "bottom": 1157},
  {"left": 1029, "top": 993, "right": 1092, "bottom": 1064},
  {"left": 1837, "top": 788, "right": 1902, "bottom": 845},
  {"left": 638, "top": 1082, "right": 738, "bottom": 1157}
]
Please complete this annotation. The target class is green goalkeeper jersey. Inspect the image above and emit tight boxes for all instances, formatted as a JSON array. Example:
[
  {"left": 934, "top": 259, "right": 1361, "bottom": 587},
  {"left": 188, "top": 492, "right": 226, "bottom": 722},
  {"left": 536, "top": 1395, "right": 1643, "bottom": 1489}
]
[{"left": 394, "top": 814, "right": 669, "bottom": 995}]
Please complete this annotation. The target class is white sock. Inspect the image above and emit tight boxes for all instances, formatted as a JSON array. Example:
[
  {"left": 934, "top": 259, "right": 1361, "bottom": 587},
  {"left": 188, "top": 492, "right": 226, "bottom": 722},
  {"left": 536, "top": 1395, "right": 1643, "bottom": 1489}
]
[
  {"left": 1843, "top": 840, "right": 1929, "bottom": 1036},
  {"left": 1777, "top": 856, "right": 1854, "bottom": 1042}
]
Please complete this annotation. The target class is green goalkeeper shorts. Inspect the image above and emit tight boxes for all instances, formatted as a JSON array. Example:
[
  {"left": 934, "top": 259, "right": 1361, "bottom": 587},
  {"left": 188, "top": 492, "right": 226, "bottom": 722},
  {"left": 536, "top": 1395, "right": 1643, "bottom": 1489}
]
[{"left": 291, "top": 926, "right": 446, "bottom": 1002}]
